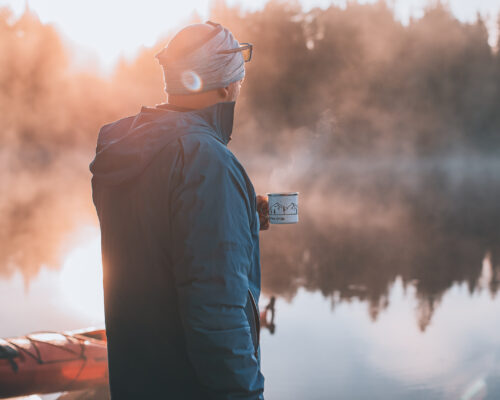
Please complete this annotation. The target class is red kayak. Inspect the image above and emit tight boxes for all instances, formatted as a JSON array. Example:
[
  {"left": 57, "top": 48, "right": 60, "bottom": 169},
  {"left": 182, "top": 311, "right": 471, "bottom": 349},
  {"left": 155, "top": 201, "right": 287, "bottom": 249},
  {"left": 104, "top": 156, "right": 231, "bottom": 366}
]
[
  {"left": 0, "top": 297, "right": 275, "bottom": 398},
  {"left": 0, "top": 328, "right": 108, "bottom": 398}
]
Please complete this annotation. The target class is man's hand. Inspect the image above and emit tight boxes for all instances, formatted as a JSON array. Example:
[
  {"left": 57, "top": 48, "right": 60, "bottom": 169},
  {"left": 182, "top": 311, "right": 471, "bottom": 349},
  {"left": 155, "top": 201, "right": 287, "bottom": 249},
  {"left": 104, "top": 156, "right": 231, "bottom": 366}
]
[{"left": 257, "top": 195, "right": 270, "bottom": 231}]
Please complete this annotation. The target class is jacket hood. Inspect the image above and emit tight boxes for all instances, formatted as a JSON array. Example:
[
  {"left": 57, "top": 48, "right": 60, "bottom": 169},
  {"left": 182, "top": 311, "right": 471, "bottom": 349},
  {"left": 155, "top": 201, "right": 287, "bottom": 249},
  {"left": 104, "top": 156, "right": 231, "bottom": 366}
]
[{"left": 90, "top": 101, "right": 236, "bottom": 186}]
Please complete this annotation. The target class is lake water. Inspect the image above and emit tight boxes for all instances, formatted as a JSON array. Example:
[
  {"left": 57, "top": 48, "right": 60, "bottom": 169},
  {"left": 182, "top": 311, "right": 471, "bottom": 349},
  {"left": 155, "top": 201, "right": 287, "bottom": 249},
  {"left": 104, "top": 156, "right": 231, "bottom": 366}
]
[{"left": 1, "top": 158, "right": 500, "bottom": 399}]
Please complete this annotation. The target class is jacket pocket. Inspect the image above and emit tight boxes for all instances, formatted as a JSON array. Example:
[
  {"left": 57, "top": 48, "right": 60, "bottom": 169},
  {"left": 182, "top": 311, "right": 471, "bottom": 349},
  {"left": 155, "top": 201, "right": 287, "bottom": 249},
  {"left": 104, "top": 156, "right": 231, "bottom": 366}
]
[{"left": 244, "top": 288, "right": 260, "bottom": 358}]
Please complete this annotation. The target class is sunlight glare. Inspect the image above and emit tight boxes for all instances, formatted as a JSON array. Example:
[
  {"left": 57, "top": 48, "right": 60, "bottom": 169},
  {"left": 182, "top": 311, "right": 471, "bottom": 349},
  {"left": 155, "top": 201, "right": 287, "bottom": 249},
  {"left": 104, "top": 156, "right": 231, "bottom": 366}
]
[
  {"left": 58, "top": 231, "right": 104, "bottom": 321},
  {"left": 181, "top": 70, "right": 203, "bottom": 92}
]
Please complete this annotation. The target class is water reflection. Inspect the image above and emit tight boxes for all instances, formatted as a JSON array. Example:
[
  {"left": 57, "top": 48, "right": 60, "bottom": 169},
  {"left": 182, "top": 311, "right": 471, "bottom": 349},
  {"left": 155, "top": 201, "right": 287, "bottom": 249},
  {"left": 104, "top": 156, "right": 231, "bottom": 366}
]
[
  {"left": 1, "top": 159, "right": 500, "bottom": 399},
  {"left": 260, "top": 282, "right": 500, "bottom": 400},
  {"left": 0, "top": 227, "right": 103, "bottom": 338},
  {"left": 258, "top": 158, "right": 500, "bottom": 331},
  {"left": 0, "top": 170, "right": 96, "bottom": 281},
  {"left": 2, "top": 160, "right": 500, "bottom": 332}
]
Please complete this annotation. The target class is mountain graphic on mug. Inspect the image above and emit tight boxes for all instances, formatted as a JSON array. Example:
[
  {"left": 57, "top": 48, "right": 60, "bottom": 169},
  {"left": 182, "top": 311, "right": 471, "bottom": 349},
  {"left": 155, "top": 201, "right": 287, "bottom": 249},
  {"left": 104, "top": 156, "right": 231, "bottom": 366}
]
[{"left": 270, "top": 202, "right": 298, "bottom": 215}]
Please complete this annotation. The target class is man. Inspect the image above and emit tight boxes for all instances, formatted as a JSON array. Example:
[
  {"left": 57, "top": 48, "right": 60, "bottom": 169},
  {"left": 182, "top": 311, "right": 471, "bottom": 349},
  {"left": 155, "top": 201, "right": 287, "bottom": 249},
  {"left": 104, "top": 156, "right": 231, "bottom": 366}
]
[{"left": 90, "top": 21, "right": 266, "bottom": 399}]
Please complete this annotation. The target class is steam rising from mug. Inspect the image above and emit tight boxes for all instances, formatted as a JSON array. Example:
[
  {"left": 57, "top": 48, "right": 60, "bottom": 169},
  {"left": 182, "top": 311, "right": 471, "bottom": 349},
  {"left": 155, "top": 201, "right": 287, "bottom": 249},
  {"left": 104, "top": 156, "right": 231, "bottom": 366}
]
[{"left": 155, "top": 25, "right": 245, "bottom": 95}]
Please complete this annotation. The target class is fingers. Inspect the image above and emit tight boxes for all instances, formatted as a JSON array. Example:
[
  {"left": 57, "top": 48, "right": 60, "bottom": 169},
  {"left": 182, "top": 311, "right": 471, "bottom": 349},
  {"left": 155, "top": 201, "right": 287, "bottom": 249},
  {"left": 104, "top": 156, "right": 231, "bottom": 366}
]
[{"left": 256, "top": 195, "right": 270, "bottom": 231}]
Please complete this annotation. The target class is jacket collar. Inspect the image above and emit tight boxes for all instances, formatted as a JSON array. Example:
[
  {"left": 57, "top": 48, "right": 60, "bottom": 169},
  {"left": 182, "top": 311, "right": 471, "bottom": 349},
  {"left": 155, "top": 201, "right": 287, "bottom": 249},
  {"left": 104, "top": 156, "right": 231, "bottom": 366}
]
[
  {"left": 193, "top": 101, "right": 235, "bottom": 145},
  {"left": 145, "top": 101, "right": 236, "bottom": 145}
]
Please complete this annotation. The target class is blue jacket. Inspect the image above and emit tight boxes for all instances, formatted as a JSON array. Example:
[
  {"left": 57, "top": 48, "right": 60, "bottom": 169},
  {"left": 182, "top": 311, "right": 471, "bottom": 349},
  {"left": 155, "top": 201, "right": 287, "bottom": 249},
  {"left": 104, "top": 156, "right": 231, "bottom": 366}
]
[{"left": 90, "top": 101, "right": 264, "bottom": 399}]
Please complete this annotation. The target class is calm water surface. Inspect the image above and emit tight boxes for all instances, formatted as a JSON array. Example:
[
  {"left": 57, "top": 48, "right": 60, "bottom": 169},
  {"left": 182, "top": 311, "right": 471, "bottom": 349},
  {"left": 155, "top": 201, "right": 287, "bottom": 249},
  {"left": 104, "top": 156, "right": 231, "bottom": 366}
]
[{"left": 1, "top": 161, "right": 500, "bottom": 400}]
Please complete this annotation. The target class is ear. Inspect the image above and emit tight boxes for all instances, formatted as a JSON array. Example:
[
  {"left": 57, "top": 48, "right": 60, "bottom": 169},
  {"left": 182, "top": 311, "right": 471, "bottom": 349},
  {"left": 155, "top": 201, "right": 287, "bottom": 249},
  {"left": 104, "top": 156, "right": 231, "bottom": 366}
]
[{"left": 217, "top": 86, "right": 229, "bottom": 99}]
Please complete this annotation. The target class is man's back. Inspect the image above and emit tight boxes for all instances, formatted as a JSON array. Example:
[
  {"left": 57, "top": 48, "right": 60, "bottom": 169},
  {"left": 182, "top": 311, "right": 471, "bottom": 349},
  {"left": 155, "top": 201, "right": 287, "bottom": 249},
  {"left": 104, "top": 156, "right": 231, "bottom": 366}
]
[{"left": 90, "top": 103, "right": 264, "bottom": 399}]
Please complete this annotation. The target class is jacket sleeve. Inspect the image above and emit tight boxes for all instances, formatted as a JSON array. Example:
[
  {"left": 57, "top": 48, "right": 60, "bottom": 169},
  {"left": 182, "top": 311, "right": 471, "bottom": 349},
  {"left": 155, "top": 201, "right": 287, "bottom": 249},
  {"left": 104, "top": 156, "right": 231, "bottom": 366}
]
[{"left": 169, "top": 140, "right": 264, "bottom": 399}]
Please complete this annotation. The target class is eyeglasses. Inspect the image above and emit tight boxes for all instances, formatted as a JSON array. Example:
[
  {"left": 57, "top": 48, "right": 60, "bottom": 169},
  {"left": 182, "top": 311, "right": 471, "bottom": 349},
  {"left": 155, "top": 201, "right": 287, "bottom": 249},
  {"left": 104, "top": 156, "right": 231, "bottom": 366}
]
[
  {"left": 205, "top": 21, "right": 253, "bottom": 62},
  {"left": 217, "top": 43, "right": 253, "bottom": 62}
]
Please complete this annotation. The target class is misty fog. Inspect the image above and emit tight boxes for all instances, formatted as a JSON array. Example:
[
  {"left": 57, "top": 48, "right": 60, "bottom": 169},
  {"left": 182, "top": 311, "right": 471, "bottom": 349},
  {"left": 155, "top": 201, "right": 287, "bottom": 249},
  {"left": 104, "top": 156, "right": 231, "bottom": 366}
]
[{"left": 1, "top": 1, "right": 499, "bottom": 329}]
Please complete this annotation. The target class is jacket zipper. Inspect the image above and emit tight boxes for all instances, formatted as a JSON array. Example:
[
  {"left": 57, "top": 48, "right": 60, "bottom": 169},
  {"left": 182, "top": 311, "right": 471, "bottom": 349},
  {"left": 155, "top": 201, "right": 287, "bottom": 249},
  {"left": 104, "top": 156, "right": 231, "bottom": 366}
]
[{"left": 248, "top": 288, "right": 260, "bottom": 357}]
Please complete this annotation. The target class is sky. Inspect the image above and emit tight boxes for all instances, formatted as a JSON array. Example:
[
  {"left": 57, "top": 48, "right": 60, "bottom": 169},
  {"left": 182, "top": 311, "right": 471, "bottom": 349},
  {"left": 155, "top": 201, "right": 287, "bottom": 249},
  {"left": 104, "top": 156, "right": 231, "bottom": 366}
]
[{"left": 1, "top": 0, "right": 499, "bottom": 73}]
